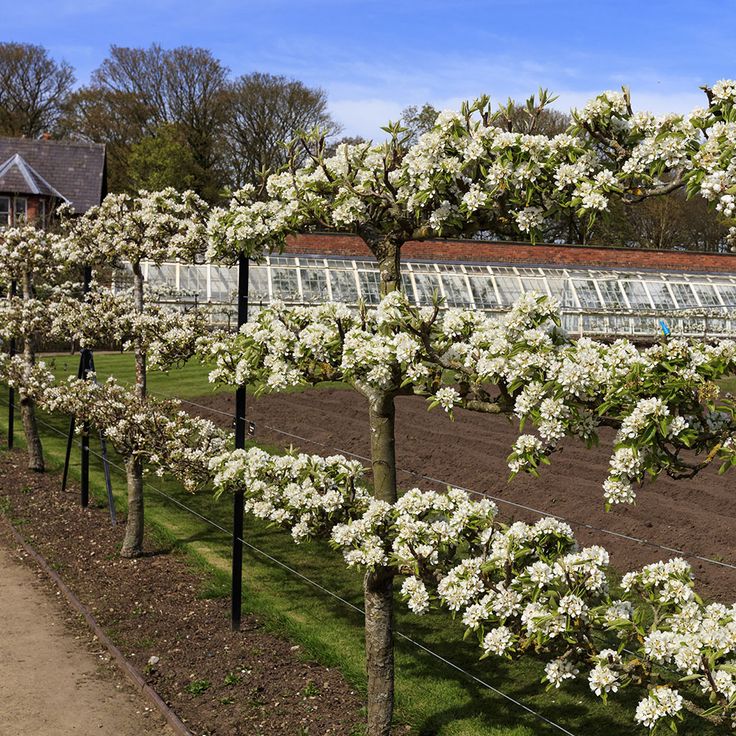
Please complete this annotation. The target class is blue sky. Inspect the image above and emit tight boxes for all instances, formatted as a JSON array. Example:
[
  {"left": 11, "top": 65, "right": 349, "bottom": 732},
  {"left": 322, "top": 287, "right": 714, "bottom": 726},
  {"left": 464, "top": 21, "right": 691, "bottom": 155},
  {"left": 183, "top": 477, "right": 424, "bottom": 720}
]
[{"left": 6, "top": 0, "right": 735, "bottom": 137}]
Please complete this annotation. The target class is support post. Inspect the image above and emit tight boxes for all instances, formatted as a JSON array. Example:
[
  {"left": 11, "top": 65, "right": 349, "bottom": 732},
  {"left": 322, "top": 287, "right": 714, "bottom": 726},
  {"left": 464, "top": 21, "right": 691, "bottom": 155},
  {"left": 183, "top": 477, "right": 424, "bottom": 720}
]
[
  {"left": 61, "top": 357, "right": 84, "bottom": 493},
  {"left": 7, "top": 280, "right": 16, "bottom": 449},
  {"left": 88, "top": 352, "right": 116, "bottom": 526},
  {"left": 61, "top": 265, "right": 105, "bottom": 515},
  {"left": 80, "top": 347, "right": 92, "bottom": 508},
  {"left": 232, "top": 253, "right": 249, "bottom": 631}
]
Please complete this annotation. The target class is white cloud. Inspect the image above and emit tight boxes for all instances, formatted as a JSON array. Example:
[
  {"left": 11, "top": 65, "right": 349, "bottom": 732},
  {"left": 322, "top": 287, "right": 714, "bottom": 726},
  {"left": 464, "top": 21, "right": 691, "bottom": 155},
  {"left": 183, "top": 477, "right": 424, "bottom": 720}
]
[{"left": 329, "top": 98, "right": 405, "bottom": 139}]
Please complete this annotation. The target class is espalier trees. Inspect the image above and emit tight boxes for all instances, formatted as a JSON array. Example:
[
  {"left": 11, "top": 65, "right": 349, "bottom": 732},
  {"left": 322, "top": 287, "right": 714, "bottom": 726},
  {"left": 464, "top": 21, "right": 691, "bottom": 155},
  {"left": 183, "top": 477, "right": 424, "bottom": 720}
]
[
  {"left": 0, "top": 225, "right": 67, "bottom": 471},
  {"left": 205, "top": 81, "right": 736, "bottom": 735},
  {"left": 58, "top": 188, "right": 210, "bottom": 556},
  {"left": 1, "top": 82, "right": 736, "bottom": 736}
]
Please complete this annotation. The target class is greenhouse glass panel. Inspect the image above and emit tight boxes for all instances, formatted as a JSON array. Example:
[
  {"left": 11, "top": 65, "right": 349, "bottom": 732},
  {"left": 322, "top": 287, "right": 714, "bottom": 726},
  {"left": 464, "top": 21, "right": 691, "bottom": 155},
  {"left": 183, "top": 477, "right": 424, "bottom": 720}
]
[
  {"left": 621, "top": 280, "right": 652, "bottom": 308},
  {"left": 646, "top": 281, "right": 676, "bottom": 310},
  {"left": 609, "top": 315, "right": 633, "bottom": 334},
  {"left": 413, "top": 272, "right": 442, "bottom": 305},
  {"left": 329, "top": 269, "right": 359, "bottom": 302},
  {"left": 358, "top": 270, "right": 381, "bottom": 304},
  {"left": 148, "top": 264, "right": 177, "bottom": 288},
  {"left": 707, "top": 318, "right": 728, "bottom": 334},
  {"left": 546, "top": 277, "right": 577, "bottom": 308},
  {"left": 210, "top": 266, "right": 235, "bottom": 302},
  {"left": 468, "top": 275, "right": 497, "bottom": 307},
  {"left": 271, "top": 267, "right": 299, "bottom": 300},
  {"left": 441, "top": 274, "right": 473, "bottom": 307},
  {"left": 717, "top": 285, "right": 736, "bottom": 306},
  {"left": 520, "top": 277, "right": 548, "bottom": 296},
  {"left": 597, "top": 281, "right": 627, "bottom": 308},
  {"left": 562, "top": 314, "right": 581, "bottom": 333},
  {"left": 494, "top": 275, "right": 523, "bottom": 305},
  {"left": 301, "top": 269, "right": 329, "bottom": 302},
  {"left": 693, "top": 284, "right": 721, "bottom": 307},
  {"left": 249, "top": 266, "right": 269, "bottom": 301},
  {"left": 681, "top": 316, "right": 706, "bottom": 333},
  {"left": 179, "top": 265, "right": 206, "bottom": 299},
  {"left": 582, "top": 315, "right": 607, "bottom": 333},
  {"left": 669, "top": 283, "right": 699, "bottom": 308},
  {"left": 632, "top": 315, "right": 655, "bottom": 334},
  {"left": 572, "top": 279, "right": 602, "bottom": 309}
]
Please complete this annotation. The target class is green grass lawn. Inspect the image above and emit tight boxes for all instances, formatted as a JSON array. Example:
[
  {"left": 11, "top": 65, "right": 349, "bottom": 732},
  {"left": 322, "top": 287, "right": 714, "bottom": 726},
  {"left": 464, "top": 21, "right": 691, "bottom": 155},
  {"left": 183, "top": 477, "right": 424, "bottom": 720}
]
[{"left": 2, "top": 353, "right": 728, "bottom": 736}]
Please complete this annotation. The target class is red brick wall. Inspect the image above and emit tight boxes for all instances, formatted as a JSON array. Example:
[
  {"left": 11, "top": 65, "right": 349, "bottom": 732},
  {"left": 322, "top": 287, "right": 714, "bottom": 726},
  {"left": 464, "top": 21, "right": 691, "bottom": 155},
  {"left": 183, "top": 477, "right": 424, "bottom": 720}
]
[{"left": 284, "top": 232, "right": 736, "bottom": 274}]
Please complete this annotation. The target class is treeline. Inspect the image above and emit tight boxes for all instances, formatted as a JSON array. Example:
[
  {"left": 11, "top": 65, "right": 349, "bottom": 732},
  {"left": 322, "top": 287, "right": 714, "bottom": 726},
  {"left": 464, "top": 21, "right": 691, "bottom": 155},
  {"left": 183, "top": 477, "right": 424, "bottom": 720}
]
[
  {"left": 0, "top": 42, "right": 343, "bottom": 201},
  {"left": 0, "top": 42, "right": 728, "bottom": 250}
]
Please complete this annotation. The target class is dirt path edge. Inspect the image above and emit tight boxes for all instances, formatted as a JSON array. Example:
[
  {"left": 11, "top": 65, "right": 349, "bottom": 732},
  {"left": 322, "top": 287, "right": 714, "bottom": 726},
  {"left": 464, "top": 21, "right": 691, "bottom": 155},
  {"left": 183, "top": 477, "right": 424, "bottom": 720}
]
[{"left": 0, "top": 516, "right": 194, "bottom": 736}]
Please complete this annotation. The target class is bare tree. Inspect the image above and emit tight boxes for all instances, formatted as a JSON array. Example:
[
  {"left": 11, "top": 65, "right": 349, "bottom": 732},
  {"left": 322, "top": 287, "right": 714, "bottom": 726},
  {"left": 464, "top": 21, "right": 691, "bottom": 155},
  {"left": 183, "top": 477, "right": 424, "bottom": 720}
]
[
  {"left": 63, "top": 45, "right": 229, "bottom": 200},
  {"left": 60, "top": 86, "right": 153, "bottom": 193},
  {"left": 400, "top": 103, "right": 439, "bottom": 144},
  {"left": 589, "top": 190, "right": 729, "bottom": 251},
  {"left": 0, "top": 43, "right": 75, "bottom": 137},
  {"left": 222, "top": 72, "right": 341, "bottom": 189},
  {"left": 494, "top": 91, "right": 570, "bottom": 135}
]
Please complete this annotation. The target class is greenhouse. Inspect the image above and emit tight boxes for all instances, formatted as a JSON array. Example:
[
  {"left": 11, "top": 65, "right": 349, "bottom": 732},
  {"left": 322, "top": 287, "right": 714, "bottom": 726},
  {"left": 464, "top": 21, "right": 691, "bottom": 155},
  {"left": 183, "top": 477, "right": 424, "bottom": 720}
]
[{"left": 125, "top": 254, "right": 736, "bottom": 339}]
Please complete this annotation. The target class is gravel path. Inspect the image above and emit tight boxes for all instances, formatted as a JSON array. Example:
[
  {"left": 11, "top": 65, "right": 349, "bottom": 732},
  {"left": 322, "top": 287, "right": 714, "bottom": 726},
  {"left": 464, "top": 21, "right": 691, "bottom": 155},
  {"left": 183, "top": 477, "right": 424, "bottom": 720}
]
[{"left": 0, "top": 541, "right": 172, "bottom": 736}]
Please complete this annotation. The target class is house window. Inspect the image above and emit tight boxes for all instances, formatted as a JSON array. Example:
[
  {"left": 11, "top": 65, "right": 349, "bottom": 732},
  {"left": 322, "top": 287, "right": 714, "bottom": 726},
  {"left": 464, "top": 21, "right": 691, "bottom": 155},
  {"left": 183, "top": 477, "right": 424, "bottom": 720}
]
[
  {"left": 0, "top": 196, "right": 9, "bottom": 227},
  {"left": 14, "top": 197, "right": 27, "bottom": 224}
]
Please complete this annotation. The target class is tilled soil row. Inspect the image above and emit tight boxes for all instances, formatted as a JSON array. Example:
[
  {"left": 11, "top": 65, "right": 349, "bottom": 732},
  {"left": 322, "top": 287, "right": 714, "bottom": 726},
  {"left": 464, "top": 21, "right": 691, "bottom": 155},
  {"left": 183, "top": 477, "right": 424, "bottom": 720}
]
[
  {"left": 0, "top": 448, "right": 363, "bottom": 736},
  {"left": 190, "top": 388, "right": 736, "bottom": 602}
]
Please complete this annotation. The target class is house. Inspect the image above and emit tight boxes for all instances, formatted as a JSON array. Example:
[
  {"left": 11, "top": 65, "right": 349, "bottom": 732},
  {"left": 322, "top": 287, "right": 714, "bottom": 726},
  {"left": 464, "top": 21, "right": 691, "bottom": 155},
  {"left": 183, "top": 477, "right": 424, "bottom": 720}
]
[{"left": 0, "top": 136, "right": 106, "bottom": 227}]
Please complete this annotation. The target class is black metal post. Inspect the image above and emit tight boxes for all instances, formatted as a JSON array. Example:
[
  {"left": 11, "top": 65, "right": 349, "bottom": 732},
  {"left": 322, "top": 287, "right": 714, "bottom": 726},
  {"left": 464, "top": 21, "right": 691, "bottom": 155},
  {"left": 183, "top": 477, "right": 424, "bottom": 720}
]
[
  {"left": 232, "top": 253, "right": 249, "bottom": 631},
  {"left": 61, "top": 356, "right": 84, "bottom": 493},
  {"left": 80, "top": 347, "right": 92, "bottom": 508},
  {"left": 61, "top": 266, "right": 94, "bottom": 506},
  {"left": 88, "top": 352, "right": 116, "bottom": 525},
  {"left": 7, "top": 280, "right": 17, "bottom": 449}
]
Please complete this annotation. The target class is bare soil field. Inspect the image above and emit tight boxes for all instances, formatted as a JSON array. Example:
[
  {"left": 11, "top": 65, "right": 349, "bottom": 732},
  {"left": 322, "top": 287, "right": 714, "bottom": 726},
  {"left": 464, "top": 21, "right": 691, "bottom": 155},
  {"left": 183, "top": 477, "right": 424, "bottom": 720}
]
[{"left": 191, "top": 387, "right": 736, "bottom": 602}]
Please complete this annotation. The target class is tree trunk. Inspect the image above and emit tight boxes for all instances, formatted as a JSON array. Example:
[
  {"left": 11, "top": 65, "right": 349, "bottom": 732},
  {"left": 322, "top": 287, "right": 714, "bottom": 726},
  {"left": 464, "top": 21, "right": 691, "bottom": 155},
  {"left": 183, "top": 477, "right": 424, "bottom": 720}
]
[
  {"left": 19, "top": 393, "right": 44, "bottom": 472},
  {"left": 358, "top": 227, "right": 403, "bottom": 298},
  {"left": 121, "top": 456, "right": 144, "bottom": 558},
  {"left": 358, "top": 230, "right": 404, "bottom": 734},
  {"left": 132, "top": 263, "right": 146, "bottom": 400},
  {"left": 20, "top": 271, "right": 44, "bottom": 472},
  {"left": 121, "top": 262, "right": 146, "bottom": 558},
  {"left": 364, "top": 391, "right": 397, "bottom": 736},
  {"left": 376, "top": 241, "right": 402, "bottom": 298}
]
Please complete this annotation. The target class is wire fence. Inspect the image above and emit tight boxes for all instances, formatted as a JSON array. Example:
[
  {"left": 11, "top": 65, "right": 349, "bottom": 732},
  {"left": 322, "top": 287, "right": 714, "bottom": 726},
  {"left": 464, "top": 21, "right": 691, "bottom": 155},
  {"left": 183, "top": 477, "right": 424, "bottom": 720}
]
[
  {"left": 164, "top": 393, "right": 736, "bottom": 575},
  {"left": 0, "top": 395, "right": 579, "bottom": 736}
]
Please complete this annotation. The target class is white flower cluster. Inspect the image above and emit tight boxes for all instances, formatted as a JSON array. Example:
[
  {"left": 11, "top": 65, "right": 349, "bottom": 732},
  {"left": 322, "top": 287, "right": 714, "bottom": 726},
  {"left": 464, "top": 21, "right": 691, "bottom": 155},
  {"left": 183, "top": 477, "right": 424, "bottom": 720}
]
[
  {"left": 4, "top": 320, "right": 736, "bottom": 731},
  {"left": 62, "top": 188, "right": 209, "bottom": 267},
  {"left": 0, "top": 225, "right": 67, "bottom": 284},
  {"left": 40, "top": 375, "right": 226, "bottom": 489},
  {"left": 48, "top": 286, "right": 209, "bottom": 369},
  {"left": 205, "top": 82, "right": 736, "bottom": 258},
  {"left": 209, "top": 447, "right": 369, "bottom": 543},
  {"left": 0, "top": 354, "right": 55, "bottom": 401},
  {"left": 207, "top": 446, "right": 736, "bottom": 731}
]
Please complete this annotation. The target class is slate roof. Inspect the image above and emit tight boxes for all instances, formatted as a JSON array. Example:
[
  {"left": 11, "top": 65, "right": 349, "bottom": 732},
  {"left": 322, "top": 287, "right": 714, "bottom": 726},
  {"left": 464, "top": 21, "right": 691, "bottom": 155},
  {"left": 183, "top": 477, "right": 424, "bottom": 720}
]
[
  {"left": 0, "top": 137, "right": 106, "bottom": 213},
  {"left": 0, "top": 153, "right": 68, "bottom": 201}
]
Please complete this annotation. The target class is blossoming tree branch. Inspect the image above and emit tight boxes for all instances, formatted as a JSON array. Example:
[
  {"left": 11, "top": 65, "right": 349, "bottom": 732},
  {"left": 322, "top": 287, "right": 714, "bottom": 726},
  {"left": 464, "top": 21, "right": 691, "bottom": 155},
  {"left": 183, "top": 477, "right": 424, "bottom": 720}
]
[{"left": 204, "top": 80, "right": 736, "bottom": 736}]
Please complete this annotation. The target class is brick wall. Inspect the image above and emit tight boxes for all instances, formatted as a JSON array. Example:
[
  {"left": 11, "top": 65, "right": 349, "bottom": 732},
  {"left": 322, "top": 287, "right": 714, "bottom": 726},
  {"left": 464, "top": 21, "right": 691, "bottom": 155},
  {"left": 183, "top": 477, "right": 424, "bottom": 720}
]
[{"left": 284, "top": 232, "right": 736, "bottom": 274}]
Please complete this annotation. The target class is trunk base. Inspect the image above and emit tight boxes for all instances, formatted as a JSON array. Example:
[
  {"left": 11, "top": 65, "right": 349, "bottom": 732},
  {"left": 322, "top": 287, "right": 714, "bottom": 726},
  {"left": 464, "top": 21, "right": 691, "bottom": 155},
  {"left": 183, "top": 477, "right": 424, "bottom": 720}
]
[{"left": 364, "top": 567, "right": 394, "bottom": 736}]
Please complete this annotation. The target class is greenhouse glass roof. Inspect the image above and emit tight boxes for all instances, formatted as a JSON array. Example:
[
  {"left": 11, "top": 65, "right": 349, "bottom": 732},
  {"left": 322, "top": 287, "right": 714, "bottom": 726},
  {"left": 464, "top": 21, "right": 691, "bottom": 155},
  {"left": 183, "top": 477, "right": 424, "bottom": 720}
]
[{"left": 129, "top": 254, "right": 736, "bottom": 339}]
